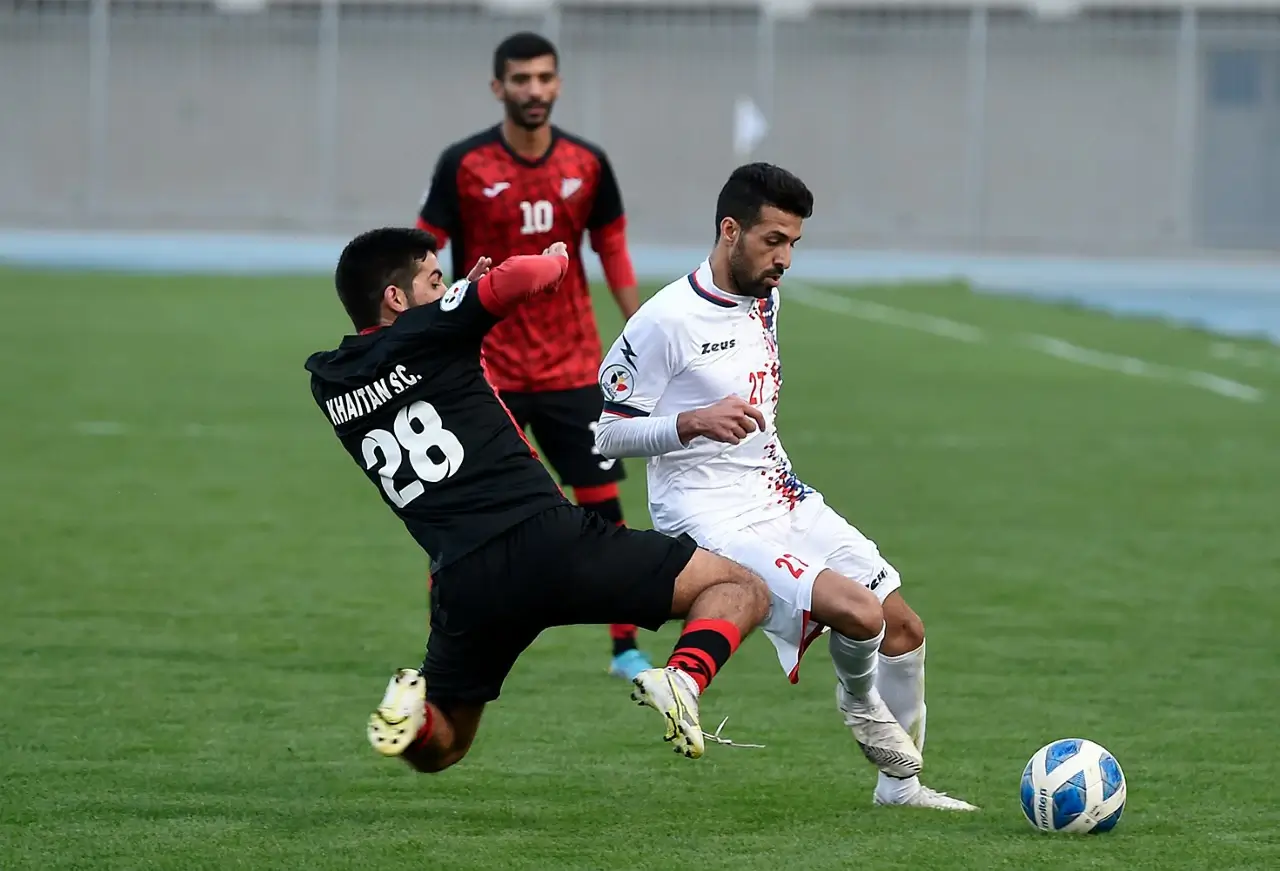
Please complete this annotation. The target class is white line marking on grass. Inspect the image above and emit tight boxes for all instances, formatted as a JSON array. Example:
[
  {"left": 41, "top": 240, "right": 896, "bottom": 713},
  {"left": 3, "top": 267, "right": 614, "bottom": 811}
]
[
  {"left": 1021, "top": 335, "right": 1263, "bottom": 403},
  {"left": 1210, "top": 343, "right": 1262, "bottom": 368},
  {"left": 786, "top": 281, "right": 987, "bottom": 343},
  {"left": 783, "top": 282, "right": 1264, "bottom": 403},
  {"left": 1210, "top": 342, "right": 1280, "bottom": 371}
]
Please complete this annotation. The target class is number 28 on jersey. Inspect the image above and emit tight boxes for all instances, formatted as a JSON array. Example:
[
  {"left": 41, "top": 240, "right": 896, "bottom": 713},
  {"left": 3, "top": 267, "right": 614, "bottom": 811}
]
[{"left": 362, "top": 401, "right": 465, "bottom": 508}]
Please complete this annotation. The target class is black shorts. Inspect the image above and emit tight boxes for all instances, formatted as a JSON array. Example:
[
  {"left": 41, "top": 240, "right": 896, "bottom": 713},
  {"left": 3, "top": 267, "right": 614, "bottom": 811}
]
[
  {"left": 501, "top": 386, "right": 626, "bottom": 490},
  {"left": 422, "top": 505, "right": 697, "bottom": 704}
]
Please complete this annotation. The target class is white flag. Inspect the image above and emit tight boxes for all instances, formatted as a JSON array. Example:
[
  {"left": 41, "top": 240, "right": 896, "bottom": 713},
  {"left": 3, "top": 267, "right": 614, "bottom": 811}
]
[{"left": 733, "top": 97, "right": 768, "bottom": 157}]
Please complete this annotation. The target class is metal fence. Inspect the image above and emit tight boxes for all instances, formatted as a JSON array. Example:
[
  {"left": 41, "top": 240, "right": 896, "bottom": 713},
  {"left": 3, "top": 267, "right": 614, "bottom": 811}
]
[{"left": 5, "top": 0, "right": 1280, "bottom": 255}]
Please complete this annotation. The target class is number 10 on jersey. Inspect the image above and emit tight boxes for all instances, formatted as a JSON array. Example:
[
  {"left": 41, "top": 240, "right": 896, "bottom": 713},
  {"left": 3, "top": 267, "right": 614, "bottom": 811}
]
[
  {"left": 519, "top": 200, "right": 554, "bottom": 235},
  {"left": 361, "top": 401, "right": 465, "bottom": 507}
]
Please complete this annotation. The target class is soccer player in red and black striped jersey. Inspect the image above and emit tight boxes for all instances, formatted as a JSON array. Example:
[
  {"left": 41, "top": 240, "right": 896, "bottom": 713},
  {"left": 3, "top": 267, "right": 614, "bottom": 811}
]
[{"left": 417, "top": 31, "right": 652, "bottom": 680}]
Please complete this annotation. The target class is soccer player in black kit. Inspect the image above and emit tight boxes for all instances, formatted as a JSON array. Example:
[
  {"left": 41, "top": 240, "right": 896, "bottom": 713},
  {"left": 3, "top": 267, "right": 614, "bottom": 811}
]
[{"left": 305, "top": 228, "right": 769, "bottom": 769}]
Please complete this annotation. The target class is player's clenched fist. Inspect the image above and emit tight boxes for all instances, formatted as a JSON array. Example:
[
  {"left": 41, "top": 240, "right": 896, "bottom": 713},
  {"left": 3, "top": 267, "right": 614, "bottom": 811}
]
[
  {"left": 677, "top": 395, "right": 767, "bottom": 446},
  {"left": 543, "top": 241, "right": 569, "bottom": 259}
]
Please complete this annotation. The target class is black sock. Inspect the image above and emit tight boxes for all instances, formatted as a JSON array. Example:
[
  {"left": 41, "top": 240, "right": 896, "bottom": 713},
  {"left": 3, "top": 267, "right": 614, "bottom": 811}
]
[{"left": 611, "top": 629, "right": 638, "bottom": 656}]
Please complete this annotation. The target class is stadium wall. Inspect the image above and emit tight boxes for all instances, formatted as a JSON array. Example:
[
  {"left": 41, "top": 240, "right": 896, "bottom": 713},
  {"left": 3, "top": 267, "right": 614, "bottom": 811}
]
[
  {"left": 6, "top": 0, "right": 1280, "bottom": 255},
  {"left": 5, "top": 0, "right": 1280, "bottom": 339}
]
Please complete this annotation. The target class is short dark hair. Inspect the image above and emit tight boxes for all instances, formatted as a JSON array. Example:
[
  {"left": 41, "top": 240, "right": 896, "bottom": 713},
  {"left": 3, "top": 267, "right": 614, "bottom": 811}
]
[
  {"left": 714, "top": 162, "right": 814, "bottom": 238},
  {"left": 493, "top": 31, "right": 559, "bottom": 81},
  {"left": 334, "top": 227, "right": 437, "bottom": 331}
]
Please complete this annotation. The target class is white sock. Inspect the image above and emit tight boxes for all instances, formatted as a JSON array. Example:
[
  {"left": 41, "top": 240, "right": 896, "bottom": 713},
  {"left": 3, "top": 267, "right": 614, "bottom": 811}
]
[
  {"left": 828, "top": 622, "right": 885, "bottom": 699},
  {"left": 874, "top": 640, "right": 927, "bottom": 802}
]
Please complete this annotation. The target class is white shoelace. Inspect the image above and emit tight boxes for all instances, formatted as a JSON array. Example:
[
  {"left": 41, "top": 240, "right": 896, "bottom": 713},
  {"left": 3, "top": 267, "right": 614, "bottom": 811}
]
[{"left": 701, "top": 716, "right": 766, "bottom": 750}]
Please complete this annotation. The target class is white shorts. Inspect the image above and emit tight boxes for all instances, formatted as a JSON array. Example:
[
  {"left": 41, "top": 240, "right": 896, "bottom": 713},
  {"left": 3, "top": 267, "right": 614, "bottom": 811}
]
[{"left": 694, "top": 493, "right": 902, "bottom": 683}]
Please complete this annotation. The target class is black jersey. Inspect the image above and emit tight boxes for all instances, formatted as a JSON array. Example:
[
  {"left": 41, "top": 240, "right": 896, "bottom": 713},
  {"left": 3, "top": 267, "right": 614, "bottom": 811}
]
[{"left": 305, "top": 279, "right": 568, "bottom": 569}]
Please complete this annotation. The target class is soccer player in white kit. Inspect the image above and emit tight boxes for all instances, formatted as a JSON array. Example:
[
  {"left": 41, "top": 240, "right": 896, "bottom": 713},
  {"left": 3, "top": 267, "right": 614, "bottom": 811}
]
[{"left": 594, "top": 163, "right": 978, "bottom": 810}]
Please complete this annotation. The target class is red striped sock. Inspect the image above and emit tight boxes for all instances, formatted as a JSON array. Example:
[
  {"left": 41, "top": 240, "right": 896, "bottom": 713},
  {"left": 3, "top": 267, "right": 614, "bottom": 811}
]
[{"left": 666, "top": 618, "right": 742, "bottom": 693}]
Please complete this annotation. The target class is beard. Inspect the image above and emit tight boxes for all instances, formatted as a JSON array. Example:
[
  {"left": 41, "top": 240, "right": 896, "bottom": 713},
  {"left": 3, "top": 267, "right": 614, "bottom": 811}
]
[
  {"left": 728, "top": 239, "right": 783, "bottom": 298},
  {"left": 504, "top": 95, "right": 554, "bottom": 131}
]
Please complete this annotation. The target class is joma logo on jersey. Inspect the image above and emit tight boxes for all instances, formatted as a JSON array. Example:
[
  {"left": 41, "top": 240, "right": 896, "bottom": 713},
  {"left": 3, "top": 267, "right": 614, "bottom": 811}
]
[{"left": 701, "top": 339, "right": 736, "bottom": 354}]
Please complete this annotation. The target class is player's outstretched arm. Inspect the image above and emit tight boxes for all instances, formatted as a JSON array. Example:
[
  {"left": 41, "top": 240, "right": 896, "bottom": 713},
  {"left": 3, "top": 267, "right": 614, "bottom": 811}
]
[{"left": 475, "top": 244, "right": 569, "bottom": 318}]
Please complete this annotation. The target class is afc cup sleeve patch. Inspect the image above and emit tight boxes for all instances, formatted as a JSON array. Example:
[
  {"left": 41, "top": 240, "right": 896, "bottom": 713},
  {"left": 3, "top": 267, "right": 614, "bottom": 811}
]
[
  {"left": 599, "top": 363, "right": 637, "bottom": 402},
  {"left": 440, "top": 280, "right": 468, "bottom": 312}
]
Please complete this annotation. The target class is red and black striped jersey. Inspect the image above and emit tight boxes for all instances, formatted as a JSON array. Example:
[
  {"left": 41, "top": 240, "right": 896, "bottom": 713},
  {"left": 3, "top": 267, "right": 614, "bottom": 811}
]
[{"left": 417, "top": 125, "right": 627, "bottom": 393}]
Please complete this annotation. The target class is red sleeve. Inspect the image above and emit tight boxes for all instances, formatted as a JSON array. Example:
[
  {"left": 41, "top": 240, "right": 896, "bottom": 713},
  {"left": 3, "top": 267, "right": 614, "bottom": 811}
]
[
  {"left": 476, "top": 254, "right": 569, "bottom": 317},
  {"left": 589, "top": 216, "right": 637, "bottom": 291},
  {"left": 416, "top": 216, "right": 450, "bottom": 249}
]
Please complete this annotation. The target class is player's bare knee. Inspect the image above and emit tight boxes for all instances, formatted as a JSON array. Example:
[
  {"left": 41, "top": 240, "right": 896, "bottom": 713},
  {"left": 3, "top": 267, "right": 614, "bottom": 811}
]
[
  {"left": 881, "top": 593, "right": 925, "bottom": 655},
  {"left": 727, "top": 561, "right": 770, "bottom": 622},
  {"left": 707, "top": 553, "right": 768, "bottom": 617},
  {"left": 673, "top": 548, "right": 761, "bottom": 618},
  {"left": 813, "top": 569, "right": 884, "bottom": 640},
  {"left": 836, "top": 594, "right": 885, "bottom": 642}
]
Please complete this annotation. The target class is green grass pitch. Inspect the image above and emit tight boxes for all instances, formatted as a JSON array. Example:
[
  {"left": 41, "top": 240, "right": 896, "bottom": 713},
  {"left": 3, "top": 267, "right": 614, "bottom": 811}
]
[{"left": 1, "top": 266, "right": 1277, "bottom": 869}]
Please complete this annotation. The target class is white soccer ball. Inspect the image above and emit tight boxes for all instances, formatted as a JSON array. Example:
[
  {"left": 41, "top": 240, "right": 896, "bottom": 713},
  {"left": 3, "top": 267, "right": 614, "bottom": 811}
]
[{"left": 1020, "top": 738, "right": 1127, "bottom": 833}]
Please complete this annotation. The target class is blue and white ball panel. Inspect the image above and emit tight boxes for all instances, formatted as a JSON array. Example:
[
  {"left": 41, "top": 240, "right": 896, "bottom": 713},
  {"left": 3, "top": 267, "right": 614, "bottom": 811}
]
[
  {"left": 1021, "top": 738, "right": 1127, "bottom": 833},
  {"left": 1093, "top": 751, "right": 1126, "bottom": 832}
]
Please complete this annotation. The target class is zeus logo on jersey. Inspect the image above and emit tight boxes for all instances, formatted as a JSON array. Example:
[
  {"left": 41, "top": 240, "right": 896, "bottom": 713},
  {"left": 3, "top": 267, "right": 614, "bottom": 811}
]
[
  {"left": 599, "top": 363, "right": 636, "bottom": 402},
  {"left": 701, "top": 339, "right": 736, "bottom": 354},
  {"left": 324, "top": 365, "right": 422, "bottom": 426}
]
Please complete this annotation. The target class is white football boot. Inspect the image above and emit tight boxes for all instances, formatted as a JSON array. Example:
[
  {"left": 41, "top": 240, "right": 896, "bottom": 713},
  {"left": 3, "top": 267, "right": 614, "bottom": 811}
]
[
  {"left": 631, "top": 667, "right": 705, "bottom": 759},
  {"left": 875, "top": 783, "right": 980, "bottom": 811},
  {"left": 836, "top": 684, "right": 924, "bottom": 778},
  {"left": 367, "top": 668, "right": 427, "bottom": 757}
]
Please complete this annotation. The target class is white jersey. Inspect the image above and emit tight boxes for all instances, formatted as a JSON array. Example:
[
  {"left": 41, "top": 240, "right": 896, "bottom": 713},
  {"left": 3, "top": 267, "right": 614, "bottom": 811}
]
[{"left": 597, "top": 259, "right": 813, "bottom": 539}]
